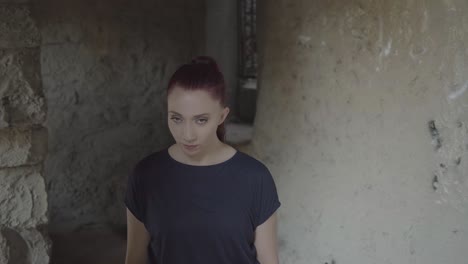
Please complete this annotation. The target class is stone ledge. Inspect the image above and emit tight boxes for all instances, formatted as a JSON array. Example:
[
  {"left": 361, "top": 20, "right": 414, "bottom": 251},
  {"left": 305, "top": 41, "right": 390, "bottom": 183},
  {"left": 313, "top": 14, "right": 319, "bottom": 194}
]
[
  {"left": 0, "top": 127, "right": 48, "bottom": 167},
  {"left": 226, "top": 122, "right": 253, "bottom": 145},
  {"left": 0, "top": 166, "right": 48, "bottom": 228},
  {"left": 0, "top": 5, "right": 40, "bottom": 48}
]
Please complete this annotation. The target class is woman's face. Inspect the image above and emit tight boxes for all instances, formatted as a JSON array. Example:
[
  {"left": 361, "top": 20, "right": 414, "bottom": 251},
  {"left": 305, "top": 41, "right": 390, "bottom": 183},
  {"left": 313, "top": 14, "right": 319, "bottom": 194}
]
[{"left": 167, "top": 86, "right": 229, "bottom": 156}]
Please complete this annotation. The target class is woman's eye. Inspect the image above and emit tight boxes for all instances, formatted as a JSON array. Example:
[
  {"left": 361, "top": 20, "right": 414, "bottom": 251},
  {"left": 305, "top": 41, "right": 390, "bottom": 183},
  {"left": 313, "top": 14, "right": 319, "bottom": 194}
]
[
  {"left": 170, "top": 117, "right": 182, "bottom": 123},
  {"left": 196, "top": 118, "right": 208, "bottom": 124}
]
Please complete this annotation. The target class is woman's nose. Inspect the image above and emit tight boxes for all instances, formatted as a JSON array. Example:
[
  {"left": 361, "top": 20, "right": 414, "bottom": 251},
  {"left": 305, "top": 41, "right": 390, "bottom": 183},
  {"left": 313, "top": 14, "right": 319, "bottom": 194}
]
[{"left": 183, "top": 123, "right": 196, "bottom": 142}]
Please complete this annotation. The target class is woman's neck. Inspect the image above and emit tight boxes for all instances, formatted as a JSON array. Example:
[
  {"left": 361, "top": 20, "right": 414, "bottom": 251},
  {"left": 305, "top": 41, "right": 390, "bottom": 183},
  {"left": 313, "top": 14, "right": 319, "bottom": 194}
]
[{"left": 171, "top": 141, "right": 236, "bottom": 166}]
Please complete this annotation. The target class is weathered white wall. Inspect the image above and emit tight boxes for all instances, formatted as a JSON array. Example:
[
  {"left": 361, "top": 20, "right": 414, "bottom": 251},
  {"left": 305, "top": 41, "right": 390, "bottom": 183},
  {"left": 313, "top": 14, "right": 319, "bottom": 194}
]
[
  {"left": 35, "top": 0, "right": 205, "bottom": 232},
  {"left": 253, "top": 0, "right": 468, "bottom": 263}
]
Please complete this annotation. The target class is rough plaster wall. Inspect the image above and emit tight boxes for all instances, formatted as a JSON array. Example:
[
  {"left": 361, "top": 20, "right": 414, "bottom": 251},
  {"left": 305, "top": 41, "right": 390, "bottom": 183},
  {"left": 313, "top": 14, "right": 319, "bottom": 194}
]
[
  {"left": 35, "top": 0, "right": 205, "bottom": 231},
  {"left": 0, "top": 1, "right": 50, "bottom": 263},
  {"left": 253, "top": 0, "right": 468, "bottom": 263}
]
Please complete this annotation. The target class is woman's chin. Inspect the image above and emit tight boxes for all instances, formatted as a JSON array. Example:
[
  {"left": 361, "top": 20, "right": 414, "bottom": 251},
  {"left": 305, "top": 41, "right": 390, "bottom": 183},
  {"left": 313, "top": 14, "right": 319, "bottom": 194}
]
[{"left": 180, "top": 143, "right": 201, "bottom": 154}]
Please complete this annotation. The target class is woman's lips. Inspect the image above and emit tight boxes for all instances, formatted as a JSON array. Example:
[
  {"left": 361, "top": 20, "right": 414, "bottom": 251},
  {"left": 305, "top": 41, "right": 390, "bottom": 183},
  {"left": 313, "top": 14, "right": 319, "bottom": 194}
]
[{"left": 183, "top": 144, "right": 198, "bottom": 151}]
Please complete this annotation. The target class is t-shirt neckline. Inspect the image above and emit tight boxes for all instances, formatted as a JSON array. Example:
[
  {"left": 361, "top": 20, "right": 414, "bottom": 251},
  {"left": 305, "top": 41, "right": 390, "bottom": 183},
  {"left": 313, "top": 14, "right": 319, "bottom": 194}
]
[{"left": 166, "top": 147, "right": 239, "bottom": 168}]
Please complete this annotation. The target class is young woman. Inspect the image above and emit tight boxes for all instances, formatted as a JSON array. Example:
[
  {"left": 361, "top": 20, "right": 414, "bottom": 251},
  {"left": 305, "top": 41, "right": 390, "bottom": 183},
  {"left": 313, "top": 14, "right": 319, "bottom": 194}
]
[{"left": 125, "top": 56, "right": 281, "bottom": 264}]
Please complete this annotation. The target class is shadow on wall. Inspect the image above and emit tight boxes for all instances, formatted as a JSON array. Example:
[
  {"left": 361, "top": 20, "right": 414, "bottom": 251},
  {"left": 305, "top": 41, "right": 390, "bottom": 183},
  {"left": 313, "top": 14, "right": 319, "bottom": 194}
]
[{"left": 34, "top": 0, "right": 205, "bottom": 232}]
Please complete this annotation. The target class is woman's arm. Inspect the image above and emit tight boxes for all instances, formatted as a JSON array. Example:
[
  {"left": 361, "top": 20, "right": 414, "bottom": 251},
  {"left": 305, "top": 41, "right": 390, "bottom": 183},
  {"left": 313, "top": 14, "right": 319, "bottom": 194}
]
[
  {"left": 254, "top": 212, "right": 279, "bottom": 264},
  {"left": 125, "top": 208, "right": 150, "bottom": 264}
]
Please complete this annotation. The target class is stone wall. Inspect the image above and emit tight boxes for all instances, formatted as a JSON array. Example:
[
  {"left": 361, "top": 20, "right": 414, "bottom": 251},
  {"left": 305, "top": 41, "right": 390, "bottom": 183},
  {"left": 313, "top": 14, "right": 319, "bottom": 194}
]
[
  {"left": 34, "top": 0, "right": 205, "bottom": 232},
  {"left": 0, "top": 1, "right": 50, "bottom": 263},
  {"left": 253, "top": 0, "right": 468, "bottom": 263}
]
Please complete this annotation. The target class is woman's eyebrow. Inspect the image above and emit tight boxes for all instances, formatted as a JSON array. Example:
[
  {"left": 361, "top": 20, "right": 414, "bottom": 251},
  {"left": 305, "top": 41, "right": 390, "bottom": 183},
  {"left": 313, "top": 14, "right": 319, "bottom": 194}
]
[
  {"left": 169, "top": 111, "right": 210, "bottom": 118},
  {"left": 194, "top": 113, "right": 210, "bottom": 118}
]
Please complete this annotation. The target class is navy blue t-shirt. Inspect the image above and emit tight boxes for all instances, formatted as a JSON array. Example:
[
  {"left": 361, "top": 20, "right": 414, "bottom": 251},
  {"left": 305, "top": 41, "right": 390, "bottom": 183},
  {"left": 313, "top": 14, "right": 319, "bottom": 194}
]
[{"left": 124, "top": 147, "right": 281, "bottom": 264}]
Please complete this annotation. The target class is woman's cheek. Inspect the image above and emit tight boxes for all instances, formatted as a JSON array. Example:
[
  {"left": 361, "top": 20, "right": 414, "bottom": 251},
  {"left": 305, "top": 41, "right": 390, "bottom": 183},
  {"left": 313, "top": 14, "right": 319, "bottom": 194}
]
[{"left": 168, "top": 123, "right": 179, "bottom": 139}]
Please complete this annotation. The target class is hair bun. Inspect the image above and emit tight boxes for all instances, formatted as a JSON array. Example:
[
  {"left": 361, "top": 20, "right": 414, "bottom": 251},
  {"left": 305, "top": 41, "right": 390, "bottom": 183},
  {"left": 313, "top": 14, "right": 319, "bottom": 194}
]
[{"left": 191, "top": 56, "right": 220, "bottom": 72}]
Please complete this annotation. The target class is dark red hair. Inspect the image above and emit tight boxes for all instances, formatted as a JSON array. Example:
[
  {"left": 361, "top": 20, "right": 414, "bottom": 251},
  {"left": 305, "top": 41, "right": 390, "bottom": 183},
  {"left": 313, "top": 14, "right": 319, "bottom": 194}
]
[{"left": 167, "top": 56, "right": 227, "bottom": 142}]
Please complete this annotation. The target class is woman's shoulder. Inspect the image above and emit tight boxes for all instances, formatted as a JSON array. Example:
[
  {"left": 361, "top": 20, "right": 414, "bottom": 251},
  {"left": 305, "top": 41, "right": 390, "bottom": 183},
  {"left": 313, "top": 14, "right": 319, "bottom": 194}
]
[
  {"left": 233, "top": 150, "right": 271, "bottom": 174},
  {"left": 133, "top": 146, "right": 170, "bottom": 172}
]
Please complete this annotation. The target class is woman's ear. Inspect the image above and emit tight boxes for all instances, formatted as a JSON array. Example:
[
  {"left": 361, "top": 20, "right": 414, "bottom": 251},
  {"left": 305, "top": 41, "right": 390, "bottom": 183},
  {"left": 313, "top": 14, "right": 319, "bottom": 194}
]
[{"left": 219, "top": 107, "right": 230, "bottom": 125}]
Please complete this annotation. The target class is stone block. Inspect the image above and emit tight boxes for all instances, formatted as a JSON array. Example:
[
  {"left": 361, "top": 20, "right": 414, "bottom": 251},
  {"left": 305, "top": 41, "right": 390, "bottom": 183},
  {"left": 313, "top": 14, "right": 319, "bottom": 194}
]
[
  {"left": 0, "top": 5, "right": 40, "bottom": 48},
  {"left": 0, "top": 48, "right": 46, "bottom": 127},
  {"left": 0, "top": 166, "right": 48, "bottom": 228},
  {"left": 1, "top": 226, "right": 28, "bottom": 263},
  {"left": 0, "top": 127, "right": 47, "bottom": 167},
  {"left": 0, "top": 226, "right": 51, "bottom": 264},
  {"left": 0, "top": 231, "right": 8, "bottom": 264},
  {"left": 18, "top": 227, "right": 51, "bottom": 264}
]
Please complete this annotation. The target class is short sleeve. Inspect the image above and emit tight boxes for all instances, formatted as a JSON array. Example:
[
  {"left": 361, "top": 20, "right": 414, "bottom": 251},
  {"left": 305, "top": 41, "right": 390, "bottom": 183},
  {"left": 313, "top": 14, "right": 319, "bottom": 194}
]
[
  {"left": 124, "top": 166, "right": 146, "bottom": 223},
  {"left": 254, "top": 166, "right": 281, "bottom": 227}
]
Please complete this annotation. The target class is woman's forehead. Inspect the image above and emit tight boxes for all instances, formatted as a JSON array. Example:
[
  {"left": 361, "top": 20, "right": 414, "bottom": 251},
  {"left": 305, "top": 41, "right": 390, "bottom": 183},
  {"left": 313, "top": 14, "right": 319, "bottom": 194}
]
[{"left": 167, "top": 87, "right": 221, "bottom": 115}]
